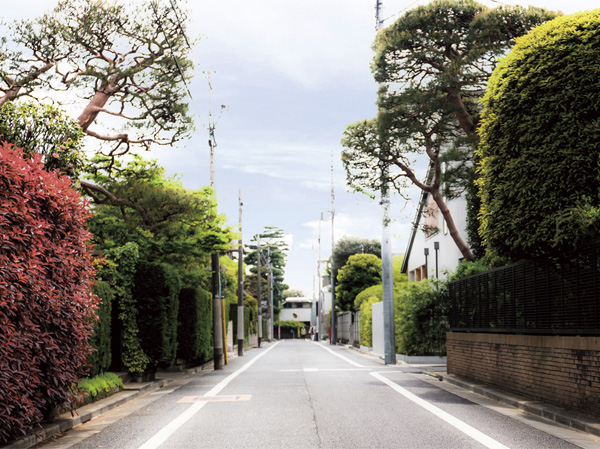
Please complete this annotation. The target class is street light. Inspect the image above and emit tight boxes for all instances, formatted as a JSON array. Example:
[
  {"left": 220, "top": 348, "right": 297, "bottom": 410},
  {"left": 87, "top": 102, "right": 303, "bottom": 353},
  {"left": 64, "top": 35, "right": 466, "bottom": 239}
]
[
  {"left": 434, "top": 241, "right": 439, "bottom": 279},
  {"left": 424, "top": 247, "right": 429, "bottom": 280}
]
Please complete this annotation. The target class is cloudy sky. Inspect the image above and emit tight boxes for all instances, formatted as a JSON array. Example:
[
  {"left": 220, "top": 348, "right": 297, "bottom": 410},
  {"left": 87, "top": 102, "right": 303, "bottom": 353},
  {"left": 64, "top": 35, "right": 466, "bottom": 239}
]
[{"left": 4, "top": 0, "right": 597, "bottom": 295}]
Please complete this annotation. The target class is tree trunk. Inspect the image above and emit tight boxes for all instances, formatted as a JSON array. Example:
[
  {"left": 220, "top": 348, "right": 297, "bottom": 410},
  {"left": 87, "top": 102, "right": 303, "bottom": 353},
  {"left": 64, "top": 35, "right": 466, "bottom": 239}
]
[
  {"left": 430, "top": 187, "right": 475, "bottom": 261},
  {"left": 77, "top": 90, "right": 112, "bottom": 132}
]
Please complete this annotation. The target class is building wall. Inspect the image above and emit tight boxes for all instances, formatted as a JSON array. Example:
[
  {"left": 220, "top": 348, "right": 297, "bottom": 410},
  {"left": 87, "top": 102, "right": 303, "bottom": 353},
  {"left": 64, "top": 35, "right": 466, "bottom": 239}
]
[
  {"left": 408, "top": 195, "right": 468, "bottom": 281},
  {"left": 447, "top": 332, "right": 600, "bottom": 417}
]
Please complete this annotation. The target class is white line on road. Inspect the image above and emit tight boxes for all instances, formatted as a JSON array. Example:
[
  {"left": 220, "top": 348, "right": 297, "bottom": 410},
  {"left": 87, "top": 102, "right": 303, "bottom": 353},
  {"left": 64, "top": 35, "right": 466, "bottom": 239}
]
[
  {"left": 310, "top": 341, "right": 364, "bottom": 367},
  {"left": 137, "top": 342, "right": 280, "bottom": 449},
  {"left": 371, "top": 372, "right": 511, "bottom": 449},
  {"left": 278, "top": 368, "right": 372, "bottom": 372}
]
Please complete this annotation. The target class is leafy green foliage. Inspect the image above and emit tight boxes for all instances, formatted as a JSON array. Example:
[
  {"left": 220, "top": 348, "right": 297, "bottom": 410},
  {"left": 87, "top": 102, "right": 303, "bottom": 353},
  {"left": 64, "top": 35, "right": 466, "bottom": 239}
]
[
  {"left": 477, "top": 10, "right": 600, "bottom": 260},
  {"left": 359, "top": 297, "right": 381, "bottom": 347},
  {"left": 331, "top": 235, "right": 381, "bottom": 277},
  {"left": 177, "top": 287, "right": 213, "bottom": 365},
  {"left": 336, "top": 254, "right": 382, "bottom": 311},
  {"left": 1, "top": 0, "right": 195, "bottom": 161},
  {"left": 87, "top": 281, "right": 114, "bottom": 377},
  {"left": 134, "top": 262, "right": 181, "bottom": 372},
  {"left": 77, "top": 372, "right": 123, "bottom": 400},
  {"left": 355, "top": 285, "right": 383, "bottom": 310},
  {"left": 88, "top": 156, "right": 233, "bottom": 264},
  {"left": 342, "top": 1, "right": 556, "bottom": 261},
  {"left": 0, "top": 143, "right": 98, "bottom": 443},
  {"left": 279, "top": 320, "right": 304, "bottom": 331},
  {"left": 245, "top": 226, "right": 289, "bottom": 308},
  {"left": 98, "top": 243, "right": 149, "bottom": 376},
  {"left": 395, "top": 281, "right": 449, "bottom": 356},
  {"left": 0, "top": 102, "right": 86, "bottom": 179}
]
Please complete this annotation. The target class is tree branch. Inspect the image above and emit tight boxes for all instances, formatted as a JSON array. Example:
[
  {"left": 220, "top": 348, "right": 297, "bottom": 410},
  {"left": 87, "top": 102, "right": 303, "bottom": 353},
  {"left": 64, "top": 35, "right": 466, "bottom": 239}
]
[{"left": 79, "top": 180, "right": 153, "bottom": 226}]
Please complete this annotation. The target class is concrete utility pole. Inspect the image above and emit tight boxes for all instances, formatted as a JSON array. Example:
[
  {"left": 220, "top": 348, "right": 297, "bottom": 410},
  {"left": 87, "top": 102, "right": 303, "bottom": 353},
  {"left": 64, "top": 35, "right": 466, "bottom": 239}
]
[
  {"left": 267, "top": 248, "right": 274, "bottom": 341},
  {"left": 330, "top": 150, "right": 337, "bottom": 345},
  {"left": 212, "top": 252, "right": 223, "bottom": 370},
  {"left": 206, "top": 70, "right": 227, "bottom": 369},
  {"left": 376, "top": 0, "right": 396, "bottom": 365},
  {"left": 257, "top": 237, "right": 262, "bottom": 348},
  {"left": 208, "top": 121, "right": 223, "bottom": 370},
  {"left": 237, "top": 190, "right": 244, "bottom": 356}
]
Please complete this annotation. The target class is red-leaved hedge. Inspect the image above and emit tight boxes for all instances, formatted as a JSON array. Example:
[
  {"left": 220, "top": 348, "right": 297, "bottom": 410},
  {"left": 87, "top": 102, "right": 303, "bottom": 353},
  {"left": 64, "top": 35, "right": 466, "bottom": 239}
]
[{"left": 0, "top": 142, "right": 98, "bottom": 443}]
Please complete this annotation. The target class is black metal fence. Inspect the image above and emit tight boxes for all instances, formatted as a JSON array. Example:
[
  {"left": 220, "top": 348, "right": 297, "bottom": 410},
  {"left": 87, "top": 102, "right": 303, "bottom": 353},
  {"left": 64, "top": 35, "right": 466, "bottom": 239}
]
[{"left": 449, "top": 243, "right": 600, "bottom": 335}]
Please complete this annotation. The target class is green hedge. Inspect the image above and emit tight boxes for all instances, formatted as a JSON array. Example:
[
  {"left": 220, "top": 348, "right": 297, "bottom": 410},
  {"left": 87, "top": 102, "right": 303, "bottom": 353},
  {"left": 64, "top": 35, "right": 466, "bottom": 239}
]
[
  {"left": 395, "top": 281, "right": 449, "bottom": 356},
  {"left": 477, "top": 10, "right": 600, "bottom": 260},
  {"left": 359, "top": 296, "right": 381, "bottom": 347},
  {"left": 134, "top": 262, "right": 181, "bottom": 372},
  {"left": 177, "top": 287, "right": 213, "bottom": 365},
  {"left": 87, "top": 281, "right": 113, "bottom": 377}
]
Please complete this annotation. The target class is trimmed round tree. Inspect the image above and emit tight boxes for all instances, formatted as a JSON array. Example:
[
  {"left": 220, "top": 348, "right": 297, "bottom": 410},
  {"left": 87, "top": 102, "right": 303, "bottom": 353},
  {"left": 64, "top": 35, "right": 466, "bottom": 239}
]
[
  {"left": 0, "top": 143, "right": 98, "bottom": 443},
  {"left": 477, "top": 10, "right": 600, "bottom": 260},
  {"left": 336, "top": 253, "right": 382, "bottom": 311}
]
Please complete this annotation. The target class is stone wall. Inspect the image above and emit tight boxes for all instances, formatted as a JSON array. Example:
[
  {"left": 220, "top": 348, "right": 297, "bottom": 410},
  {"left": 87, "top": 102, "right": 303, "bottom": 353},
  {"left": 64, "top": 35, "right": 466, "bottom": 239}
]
[{"left": 447, "top": 332, "right": 600, "bottom": 417}]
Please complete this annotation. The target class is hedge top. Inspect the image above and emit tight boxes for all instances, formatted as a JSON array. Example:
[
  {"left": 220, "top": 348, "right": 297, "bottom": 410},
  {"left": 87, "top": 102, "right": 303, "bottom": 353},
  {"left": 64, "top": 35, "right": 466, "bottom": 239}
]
[{"left": 477, "top": 9, "right": 600, "bottom": 260}]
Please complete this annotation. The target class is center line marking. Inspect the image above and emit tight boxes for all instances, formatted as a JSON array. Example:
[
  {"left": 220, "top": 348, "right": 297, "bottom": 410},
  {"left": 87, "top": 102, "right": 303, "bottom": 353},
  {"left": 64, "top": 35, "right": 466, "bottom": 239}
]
[
  {"left": 371, "top": 372, "right": 510, "bottom": 449},
  {"left": 137, "top": 342, "right": 280, "bottom": 449}
]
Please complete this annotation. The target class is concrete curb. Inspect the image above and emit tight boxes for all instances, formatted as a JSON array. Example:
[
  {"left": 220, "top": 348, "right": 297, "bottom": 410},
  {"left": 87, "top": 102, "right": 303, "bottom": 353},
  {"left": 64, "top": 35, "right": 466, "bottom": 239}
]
[
  {"left": 4, "top": 379, "right": 168, "bottom": 449},
  {"left": 439, "top": 373, "right": 600, "bottom": 438},
  {"left": 2, "top": 356, "right": 239, "bottom": 449}
]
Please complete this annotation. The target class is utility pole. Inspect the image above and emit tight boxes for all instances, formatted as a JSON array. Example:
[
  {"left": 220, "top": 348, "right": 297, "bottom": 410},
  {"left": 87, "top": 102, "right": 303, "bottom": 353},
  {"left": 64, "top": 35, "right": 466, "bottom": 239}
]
[
  {"left": 267, "top": 247, "right": 274, "bottom": 341},
  {"left": 237, "top": 190, "right": 244, "bottom": 356},
  {"left": 376, "top": 0, "right": 396, "bottom": 365},
  {"left": 206, "top": 70, "right": 226, "bottom": 369},
  {"left": 257, "top": 237, "right": 262, "bottom": 348},
  {"left": 208, "top": 118, "right": 223, "bottom": 370},
  {"left": 330, "top": 150, "right": 337, "bottom": 346}
]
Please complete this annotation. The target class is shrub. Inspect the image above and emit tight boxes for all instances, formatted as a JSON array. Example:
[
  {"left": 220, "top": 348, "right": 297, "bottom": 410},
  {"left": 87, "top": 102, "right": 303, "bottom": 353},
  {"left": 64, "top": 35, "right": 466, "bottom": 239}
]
[
  {"left": 359, "top": 296, "right": 381, "bottom": 347},
  {"left": 77, "top": 372, "right": 123, "bottom": 400},
  {"left": 98, "top": 243, "right": 148, "bottom": 376},
  {"left": 87, "top": 281, "right": 114, "bottom": 377},
  {"left": 477, "top": 10, "right": 600, "bottom": 260},
  {"left": 395, "top": 281, "right": 449, "bottom": 356},
  {"left": 178, "top": 287, "right": 213, "bottom": 365},
  {"left": 0, "top": 143, "right": 98, "bottom": 443},
  {"left": 355, "top": 284, "right": 383, "bottom": 309},
  {"left": 0, "top": 102, "right": 86, "bottom": 179},
  {"left": 134, "top": 262, "right": 182, "bottom": 372}
]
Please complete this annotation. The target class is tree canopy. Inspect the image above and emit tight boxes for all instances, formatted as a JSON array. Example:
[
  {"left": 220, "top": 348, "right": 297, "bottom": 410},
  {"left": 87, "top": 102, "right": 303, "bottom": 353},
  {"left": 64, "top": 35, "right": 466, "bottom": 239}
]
[
  {"left": 342, "top": 0, "right": 557, "bottom": 261},
  {"left": 245, "top": 226, "right": 290, "bottom": 306},
  {"left": 88, "top": 155, "right": 233, "bottom": 269},
  {"left": 477, "top": 9, "right": 600, "bottom": 260},
  {"left": 0, "top": 101, "right": 86, "bottom": 179},
  {"left": 336, "top": 253, "right": 382, "bottom": 311},
  {"left": 0, "top": 0, "right": 194, "bottom": 160},
  {"left": 331, "top": 235, "right": 381, "bottom": 278}
]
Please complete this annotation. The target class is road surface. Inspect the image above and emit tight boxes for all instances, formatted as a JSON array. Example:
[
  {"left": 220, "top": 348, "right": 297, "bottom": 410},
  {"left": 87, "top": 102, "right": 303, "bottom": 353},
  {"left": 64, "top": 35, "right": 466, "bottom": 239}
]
[{"left": 39, "top": 340, "right": 600, "bottom": 449}]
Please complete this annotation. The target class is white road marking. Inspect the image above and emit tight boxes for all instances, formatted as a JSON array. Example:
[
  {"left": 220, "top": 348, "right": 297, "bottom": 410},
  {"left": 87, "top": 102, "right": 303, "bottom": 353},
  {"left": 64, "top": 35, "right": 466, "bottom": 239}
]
[
  {"left": 277, "top": 368, "right": 372, "bottom": 372},
  {"left": 137, "top": 342, "right": 280, "bottom": 449},
  {"left": 310, "top": 341, "right": 364, "bottom": 367},
  {"left": 371, "top": 372, "right": 510, "bottom": 449}
]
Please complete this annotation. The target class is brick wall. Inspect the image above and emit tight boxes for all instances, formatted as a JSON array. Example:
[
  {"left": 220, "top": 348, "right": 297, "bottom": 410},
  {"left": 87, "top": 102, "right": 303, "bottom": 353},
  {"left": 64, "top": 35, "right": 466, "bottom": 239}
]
[{"left": 447, "top": 333, "right": 600, "bottom": 417}]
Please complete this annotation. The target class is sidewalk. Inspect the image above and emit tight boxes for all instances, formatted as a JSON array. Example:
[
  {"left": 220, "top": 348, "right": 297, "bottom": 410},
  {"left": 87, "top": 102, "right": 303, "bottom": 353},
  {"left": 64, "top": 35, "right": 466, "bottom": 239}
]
[
  {"left": 4, "top": 358, "right": 222, "bottom": 449},
  {"left": 429, "top": 371, "right": 600, "bottom": 439},
  {"left": 345, "top": 343, "right": 600, "bottom": 439}
]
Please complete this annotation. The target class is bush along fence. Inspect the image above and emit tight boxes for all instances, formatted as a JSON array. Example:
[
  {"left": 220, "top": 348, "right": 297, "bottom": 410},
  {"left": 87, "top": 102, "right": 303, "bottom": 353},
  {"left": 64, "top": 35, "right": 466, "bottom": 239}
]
[{"left": 447, "top": 244, "right": 600, "bottom": 418}]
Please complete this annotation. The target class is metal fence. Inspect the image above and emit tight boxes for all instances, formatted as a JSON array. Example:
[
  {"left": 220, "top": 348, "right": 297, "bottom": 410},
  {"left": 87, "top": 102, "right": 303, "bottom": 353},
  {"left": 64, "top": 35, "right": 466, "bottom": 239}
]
[{"left": 449, "top": 244, "right": 600, "bottom": 335}]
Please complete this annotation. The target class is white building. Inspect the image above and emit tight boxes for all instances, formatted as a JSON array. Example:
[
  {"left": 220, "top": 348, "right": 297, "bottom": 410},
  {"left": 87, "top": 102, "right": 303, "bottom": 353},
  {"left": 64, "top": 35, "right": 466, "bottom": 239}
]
[{"left": 402, "top": 189, "right": 469, "bottom": 280}]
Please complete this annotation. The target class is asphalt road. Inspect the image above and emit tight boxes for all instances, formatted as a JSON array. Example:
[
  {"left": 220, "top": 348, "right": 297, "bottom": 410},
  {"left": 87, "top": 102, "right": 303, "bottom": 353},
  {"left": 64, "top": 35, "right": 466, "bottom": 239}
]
[{"left": 39, "top": 340, "right": 600, "bottom": 449}]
